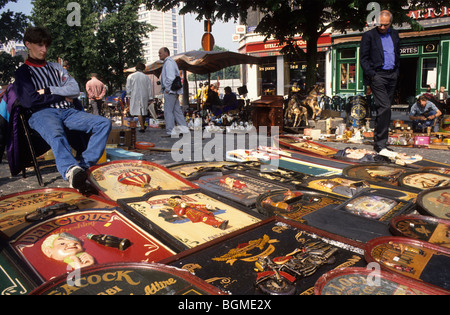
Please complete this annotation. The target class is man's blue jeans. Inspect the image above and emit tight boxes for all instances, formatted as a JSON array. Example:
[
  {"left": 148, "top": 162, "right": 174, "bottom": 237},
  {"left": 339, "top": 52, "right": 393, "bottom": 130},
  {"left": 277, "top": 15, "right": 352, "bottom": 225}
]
[
  {"left": 412, "top": 110, "right": 437, "bottom": 132},
  {"left": 28, "top": 108, "right": 111, "bottom": 180}
]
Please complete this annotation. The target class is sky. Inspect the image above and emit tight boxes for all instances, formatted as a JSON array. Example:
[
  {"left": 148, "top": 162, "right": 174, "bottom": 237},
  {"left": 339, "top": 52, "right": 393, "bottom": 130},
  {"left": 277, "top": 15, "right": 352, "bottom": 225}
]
[{"left": 1, "top": 0, "right": 240, "bottom": 52}]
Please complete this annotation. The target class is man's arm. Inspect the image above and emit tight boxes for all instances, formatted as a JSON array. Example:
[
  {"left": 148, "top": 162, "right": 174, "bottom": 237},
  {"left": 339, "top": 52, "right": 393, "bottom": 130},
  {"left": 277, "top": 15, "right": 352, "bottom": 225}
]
[
  {"left": 162, "top": 59, "right": 177, "bottom": 92},
  {"left": 360, "top": 32, "right": 376, "bottom": 79},
  {"left": 46, "top": 64, "right": 80, "bottom": 99}
]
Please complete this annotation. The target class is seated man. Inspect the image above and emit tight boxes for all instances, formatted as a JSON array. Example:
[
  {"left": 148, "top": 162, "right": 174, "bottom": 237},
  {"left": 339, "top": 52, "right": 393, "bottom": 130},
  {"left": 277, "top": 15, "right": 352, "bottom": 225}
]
[
  {"left": 204, "top": 85, "right": 221, "bottom": 115},
  {"left": 221, "top": 86, "right": 238, "bottom": 114},
  {"left": 14, "top": 26, "right": 111, "bottom": 191},
  {"left": 409, "top": 95, "right": 442, "bottom": 132}
]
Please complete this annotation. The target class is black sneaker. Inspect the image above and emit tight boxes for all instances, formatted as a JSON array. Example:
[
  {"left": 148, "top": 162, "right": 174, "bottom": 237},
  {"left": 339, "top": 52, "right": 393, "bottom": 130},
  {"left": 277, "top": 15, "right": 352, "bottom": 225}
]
[{"left": 67, "top": 166, "right": 88, "bottom": 191}]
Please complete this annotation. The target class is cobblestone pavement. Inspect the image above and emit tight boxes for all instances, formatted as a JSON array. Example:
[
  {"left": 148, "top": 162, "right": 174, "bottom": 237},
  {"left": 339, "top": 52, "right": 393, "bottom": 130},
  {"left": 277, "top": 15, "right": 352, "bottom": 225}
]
[{"left": 1, "top": 118, "right": 449, "bottom": 197}]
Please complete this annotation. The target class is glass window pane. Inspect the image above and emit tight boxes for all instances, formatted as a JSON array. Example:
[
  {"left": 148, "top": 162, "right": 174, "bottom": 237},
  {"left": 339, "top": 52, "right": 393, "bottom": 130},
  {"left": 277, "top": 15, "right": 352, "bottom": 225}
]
[{"left": 421, "top": 58, "right": 437, "bottom": 89}]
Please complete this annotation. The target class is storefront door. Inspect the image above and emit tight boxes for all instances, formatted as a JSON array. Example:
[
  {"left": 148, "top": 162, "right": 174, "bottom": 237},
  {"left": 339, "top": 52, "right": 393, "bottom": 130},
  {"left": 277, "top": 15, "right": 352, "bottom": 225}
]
[{"left": 398, "top": 57, "right": 419, "bottom": 104}]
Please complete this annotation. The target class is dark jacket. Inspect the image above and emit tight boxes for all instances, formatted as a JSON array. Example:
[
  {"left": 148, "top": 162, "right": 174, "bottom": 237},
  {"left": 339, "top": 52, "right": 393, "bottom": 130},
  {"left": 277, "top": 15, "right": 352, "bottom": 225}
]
[{"left": 360, "top": 27, "right": 400, "bottom": 86}]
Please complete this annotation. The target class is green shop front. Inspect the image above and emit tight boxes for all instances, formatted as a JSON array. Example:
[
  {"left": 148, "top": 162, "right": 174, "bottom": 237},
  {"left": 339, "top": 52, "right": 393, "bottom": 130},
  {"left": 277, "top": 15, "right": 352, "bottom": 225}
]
[{"left": 332, "top": 8, "right": 450, "bottom": 105}]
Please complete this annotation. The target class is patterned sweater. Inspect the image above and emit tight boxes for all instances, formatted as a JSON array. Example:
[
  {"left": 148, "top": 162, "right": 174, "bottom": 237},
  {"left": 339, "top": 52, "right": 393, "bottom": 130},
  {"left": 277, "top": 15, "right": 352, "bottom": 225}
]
[{"left": 14, "top": 58, "right": 81, "bottom": 112}]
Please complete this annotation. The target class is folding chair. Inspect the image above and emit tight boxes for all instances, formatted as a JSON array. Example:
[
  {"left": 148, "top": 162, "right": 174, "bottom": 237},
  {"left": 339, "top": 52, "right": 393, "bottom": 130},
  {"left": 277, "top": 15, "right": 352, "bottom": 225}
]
[
  {"left": 11, "top": 107, "right": 89, "bottom": 187},
  {"left": 18, "top": 111, "right": 50, "bottom": 186}
]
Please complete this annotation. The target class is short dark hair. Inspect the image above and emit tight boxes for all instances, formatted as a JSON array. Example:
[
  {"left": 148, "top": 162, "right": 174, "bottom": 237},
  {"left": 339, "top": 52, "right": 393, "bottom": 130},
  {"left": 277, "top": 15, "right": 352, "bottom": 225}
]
[
  {"left": 419, "top": 95, "right": 428, "bottom": 102},
  {"left": 136, "top": 62, "right": 146, "bottom": 71},
  {"left": 24, "top": 26, "right": 52, "bottom": 46}
]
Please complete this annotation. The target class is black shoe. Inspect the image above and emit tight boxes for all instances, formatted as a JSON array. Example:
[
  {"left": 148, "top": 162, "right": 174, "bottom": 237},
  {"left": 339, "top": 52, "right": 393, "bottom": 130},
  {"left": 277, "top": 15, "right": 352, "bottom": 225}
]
[{"left": 67, "top": 166, "right": 88, "bottom": 191}]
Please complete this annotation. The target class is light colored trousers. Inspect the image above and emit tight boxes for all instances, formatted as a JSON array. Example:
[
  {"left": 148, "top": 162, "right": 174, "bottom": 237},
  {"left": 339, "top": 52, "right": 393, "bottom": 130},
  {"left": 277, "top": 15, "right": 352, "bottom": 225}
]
[{"left": 163, "top": 92, "right": 187, "bottom": 135}]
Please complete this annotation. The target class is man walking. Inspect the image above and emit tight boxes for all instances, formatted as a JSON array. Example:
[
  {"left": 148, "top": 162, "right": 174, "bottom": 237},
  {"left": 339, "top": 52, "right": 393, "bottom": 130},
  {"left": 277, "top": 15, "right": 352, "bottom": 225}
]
[
  {"left": 126, "top": 62, "right": 153, "bottom": 133},
  {"left": 360, "top": 10, "right": 400, "bottom": 154},
  {"left": 86, "top": 73, "right": 106, "bottom": 115},
  {"left": 158, "top": 47, "right": 189, "bottom": 136}
]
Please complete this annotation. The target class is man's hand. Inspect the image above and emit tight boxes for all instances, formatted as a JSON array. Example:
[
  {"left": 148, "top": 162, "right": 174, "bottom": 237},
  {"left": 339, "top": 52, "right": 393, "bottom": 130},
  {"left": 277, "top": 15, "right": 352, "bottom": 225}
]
[
  {"left": 37, "top": 89, "right": 45, "bottom": 95},
  {"left": 65, "top": 97, "right": 74, "bottom": 103}
]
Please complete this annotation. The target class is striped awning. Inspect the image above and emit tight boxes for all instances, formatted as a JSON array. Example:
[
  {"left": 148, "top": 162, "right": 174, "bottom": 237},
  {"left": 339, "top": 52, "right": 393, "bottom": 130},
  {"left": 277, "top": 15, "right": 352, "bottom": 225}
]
[{"left": 248, "top": 46, "right": 329, "bottom": 57}]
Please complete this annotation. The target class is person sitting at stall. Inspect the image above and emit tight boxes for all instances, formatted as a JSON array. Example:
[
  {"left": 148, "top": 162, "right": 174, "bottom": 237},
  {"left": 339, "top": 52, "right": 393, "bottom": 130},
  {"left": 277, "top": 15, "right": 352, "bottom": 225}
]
[
  {"left": 200, "top": 82, "right": 209, "bottom": 109},
  {"left": 220, "top": 86, "right": 238, "bottom": 115},
  {"left": 435, "top": 86, "right": 448, "bottom": 115},
  {"left": 204, "top": 84, "right": 221, "bottom": 116},
  {"left": 409, "top": 95, "right": 442, "bottom": 132},
  {"left": 195, "top": 82, "right": 203, "bottom": 107}
]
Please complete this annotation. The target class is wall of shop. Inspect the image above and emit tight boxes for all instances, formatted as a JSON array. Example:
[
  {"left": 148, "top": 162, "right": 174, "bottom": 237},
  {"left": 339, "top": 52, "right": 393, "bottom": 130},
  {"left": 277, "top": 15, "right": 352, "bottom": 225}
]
[{"left": 332, "top": 33, "right": 450, "bottom": 104}]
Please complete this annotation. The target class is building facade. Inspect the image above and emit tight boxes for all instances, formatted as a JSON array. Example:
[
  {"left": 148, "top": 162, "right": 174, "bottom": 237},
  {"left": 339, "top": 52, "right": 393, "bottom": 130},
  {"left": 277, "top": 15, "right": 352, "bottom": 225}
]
[
  {"left": 332, "top": 6, "right": 450, "bottom": 104},
  {"left": 238, "top": 6, "right": 450, "bottom": 104},
  {"left": 137, "top": 5, "right": 185, "bottom": 65}
]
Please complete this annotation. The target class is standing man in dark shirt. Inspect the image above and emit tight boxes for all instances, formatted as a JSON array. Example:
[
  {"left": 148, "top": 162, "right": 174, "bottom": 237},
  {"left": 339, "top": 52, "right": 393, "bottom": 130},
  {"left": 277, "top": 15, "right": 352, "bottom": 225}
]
[{"left": 360, "top": 10, "right": 400, "bottom": 155}]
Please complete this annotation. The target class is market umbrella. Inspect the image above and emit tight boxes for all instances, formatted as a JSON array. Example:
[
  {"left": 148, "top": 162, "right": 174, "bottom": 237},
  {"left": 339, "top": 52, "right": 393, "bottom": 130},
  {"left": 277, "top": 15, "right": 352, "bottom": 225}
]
[{"left": 145, "top": 50, "right": 261, "bottom": 77}]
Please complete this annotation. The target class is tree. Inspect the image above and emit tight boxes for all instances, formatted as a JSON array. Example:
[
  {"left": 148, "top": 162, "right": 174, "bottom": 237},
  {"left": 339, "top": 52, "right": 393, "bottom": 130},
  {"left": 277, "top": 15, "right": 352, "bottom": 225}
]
[
  {"left": 0, "top": 1, "right": 29, "bottom": 84},
  {"left": 145, "top": 0, "right": 447, "bottom": 90},
  {"left": 0, "top": 0, "right": 29, "bottom": 43},
  {"left": 0, "top": 51, "right": 23, "bottom": 84},
  {"left": 31, "top": 0, "right": 101, "bottom": 87},
  {"left": 95, "top": 0, "right": 154, "bottom": 91},
  {"left": 31, "top": 0, "right": 153, "bottom": 91}
]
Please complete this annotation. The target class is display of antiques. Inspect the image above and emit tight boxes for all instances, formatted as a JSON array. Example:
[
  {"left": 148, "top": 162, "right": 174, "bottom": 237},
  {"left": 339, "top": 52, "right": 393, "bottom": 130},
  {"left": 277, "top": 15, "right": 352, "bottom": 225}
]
[
  {"left": 2, "top": 135, "right": 450, "bottom": 296},
  {"left": 31, "top": 263, "right": 225, "bottom": 295},
  {"left": 315, "top": 267, "right": 450, "bottom": 295},
  {"left": 162, "top": 217, "right": 365, "bottom": 295},
  {"left": 365, "top": 236, "right": 450, "bottom": 290},
  {"left": 390, "top": 215, "right": 450, "bottom": 248},
  {"left": 8, "top": 209, "right": 175, "bottom": 283},
  {"left": 117, "top": 189, "right": 262, "bottom": 251}
]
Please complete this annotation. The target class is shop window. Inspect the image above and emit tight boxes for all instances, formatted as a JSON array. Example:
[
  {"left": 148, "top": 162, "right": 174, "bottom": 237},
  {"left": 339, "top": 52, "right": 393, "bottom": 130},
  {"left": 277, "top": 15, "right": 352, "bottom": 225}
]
[
  {"left": 340, "top": 48, "right": 356, "bottom": 59},
  {"left": 340, "top": 63, "right": 356, "bottom": 90},
  {"left": 421, "top": 58, "right": 437, "bottom": 89},
  {"left": 259, "top": 63, "right": 277, "bottom": 95},
  {"left": 288, "top": 62, "right": 307, "bottom": 93}
]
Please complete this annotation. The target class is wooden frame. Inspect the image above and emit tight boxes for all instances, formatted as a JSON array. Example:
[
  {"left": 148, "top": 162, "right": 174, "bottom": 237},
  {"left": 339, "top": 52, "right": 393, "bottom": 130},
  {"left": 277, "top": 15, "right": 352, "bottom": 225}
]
[
  {"left": 118, "top": 189, "right": 263, "bottom": 252},
  {"left": 9, "top": 209, "right": 175, "bottom": 283},
  {"left": 416, "top": 186, "right": 450, "bottom": 219},
  {"left": 365, "top": 236, "right": 450, "bottom": 291},
  {"left": 87, "top": 160, "right": 198, "bottom": 201},
  {"left": 0, "top": 188, "right": 118, "bottom": 240},
  {"left": 390, "top": 214, "right": 450, "bottom": 248},
  {"left": 315, "top": 267, "right": 450, "bottom": 295},
  {"left": 31, "top": 262, "right": 226, "bottom": 295}
]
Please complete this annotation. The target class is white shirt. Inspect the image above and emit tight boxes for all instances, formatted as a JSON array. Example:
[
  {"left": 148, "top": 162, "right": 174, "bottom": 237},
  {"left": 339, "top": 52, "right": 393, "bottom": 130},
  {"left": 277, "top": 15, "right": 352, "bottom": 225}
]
[{"left": 161, "top": 57, "right": 182, "bottom": 95}]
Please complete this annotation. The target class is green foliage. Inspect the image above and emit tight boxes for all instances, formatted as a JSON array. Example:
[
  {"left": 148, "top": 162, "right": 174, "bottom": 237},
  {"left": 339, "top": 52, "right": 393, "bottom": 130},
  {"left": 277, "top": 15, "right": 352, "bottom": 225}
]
[
  {"left": 0, "top": 1, "right": 29, "bottom": 84},
  {"left": 95, "top": 0, "right": 154, "bottom": 90},
  {"left": 0, "top": 0, "right": 29, "bottom": 43},
  {"left": 144, "top": 0, "right": 447, "bottom": 89},
  {"left": 0, "top": 51, "right": 23, "bottom": 85},
  {"left": 30, "top": 0, "right": 153, "bottom": 91}
]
